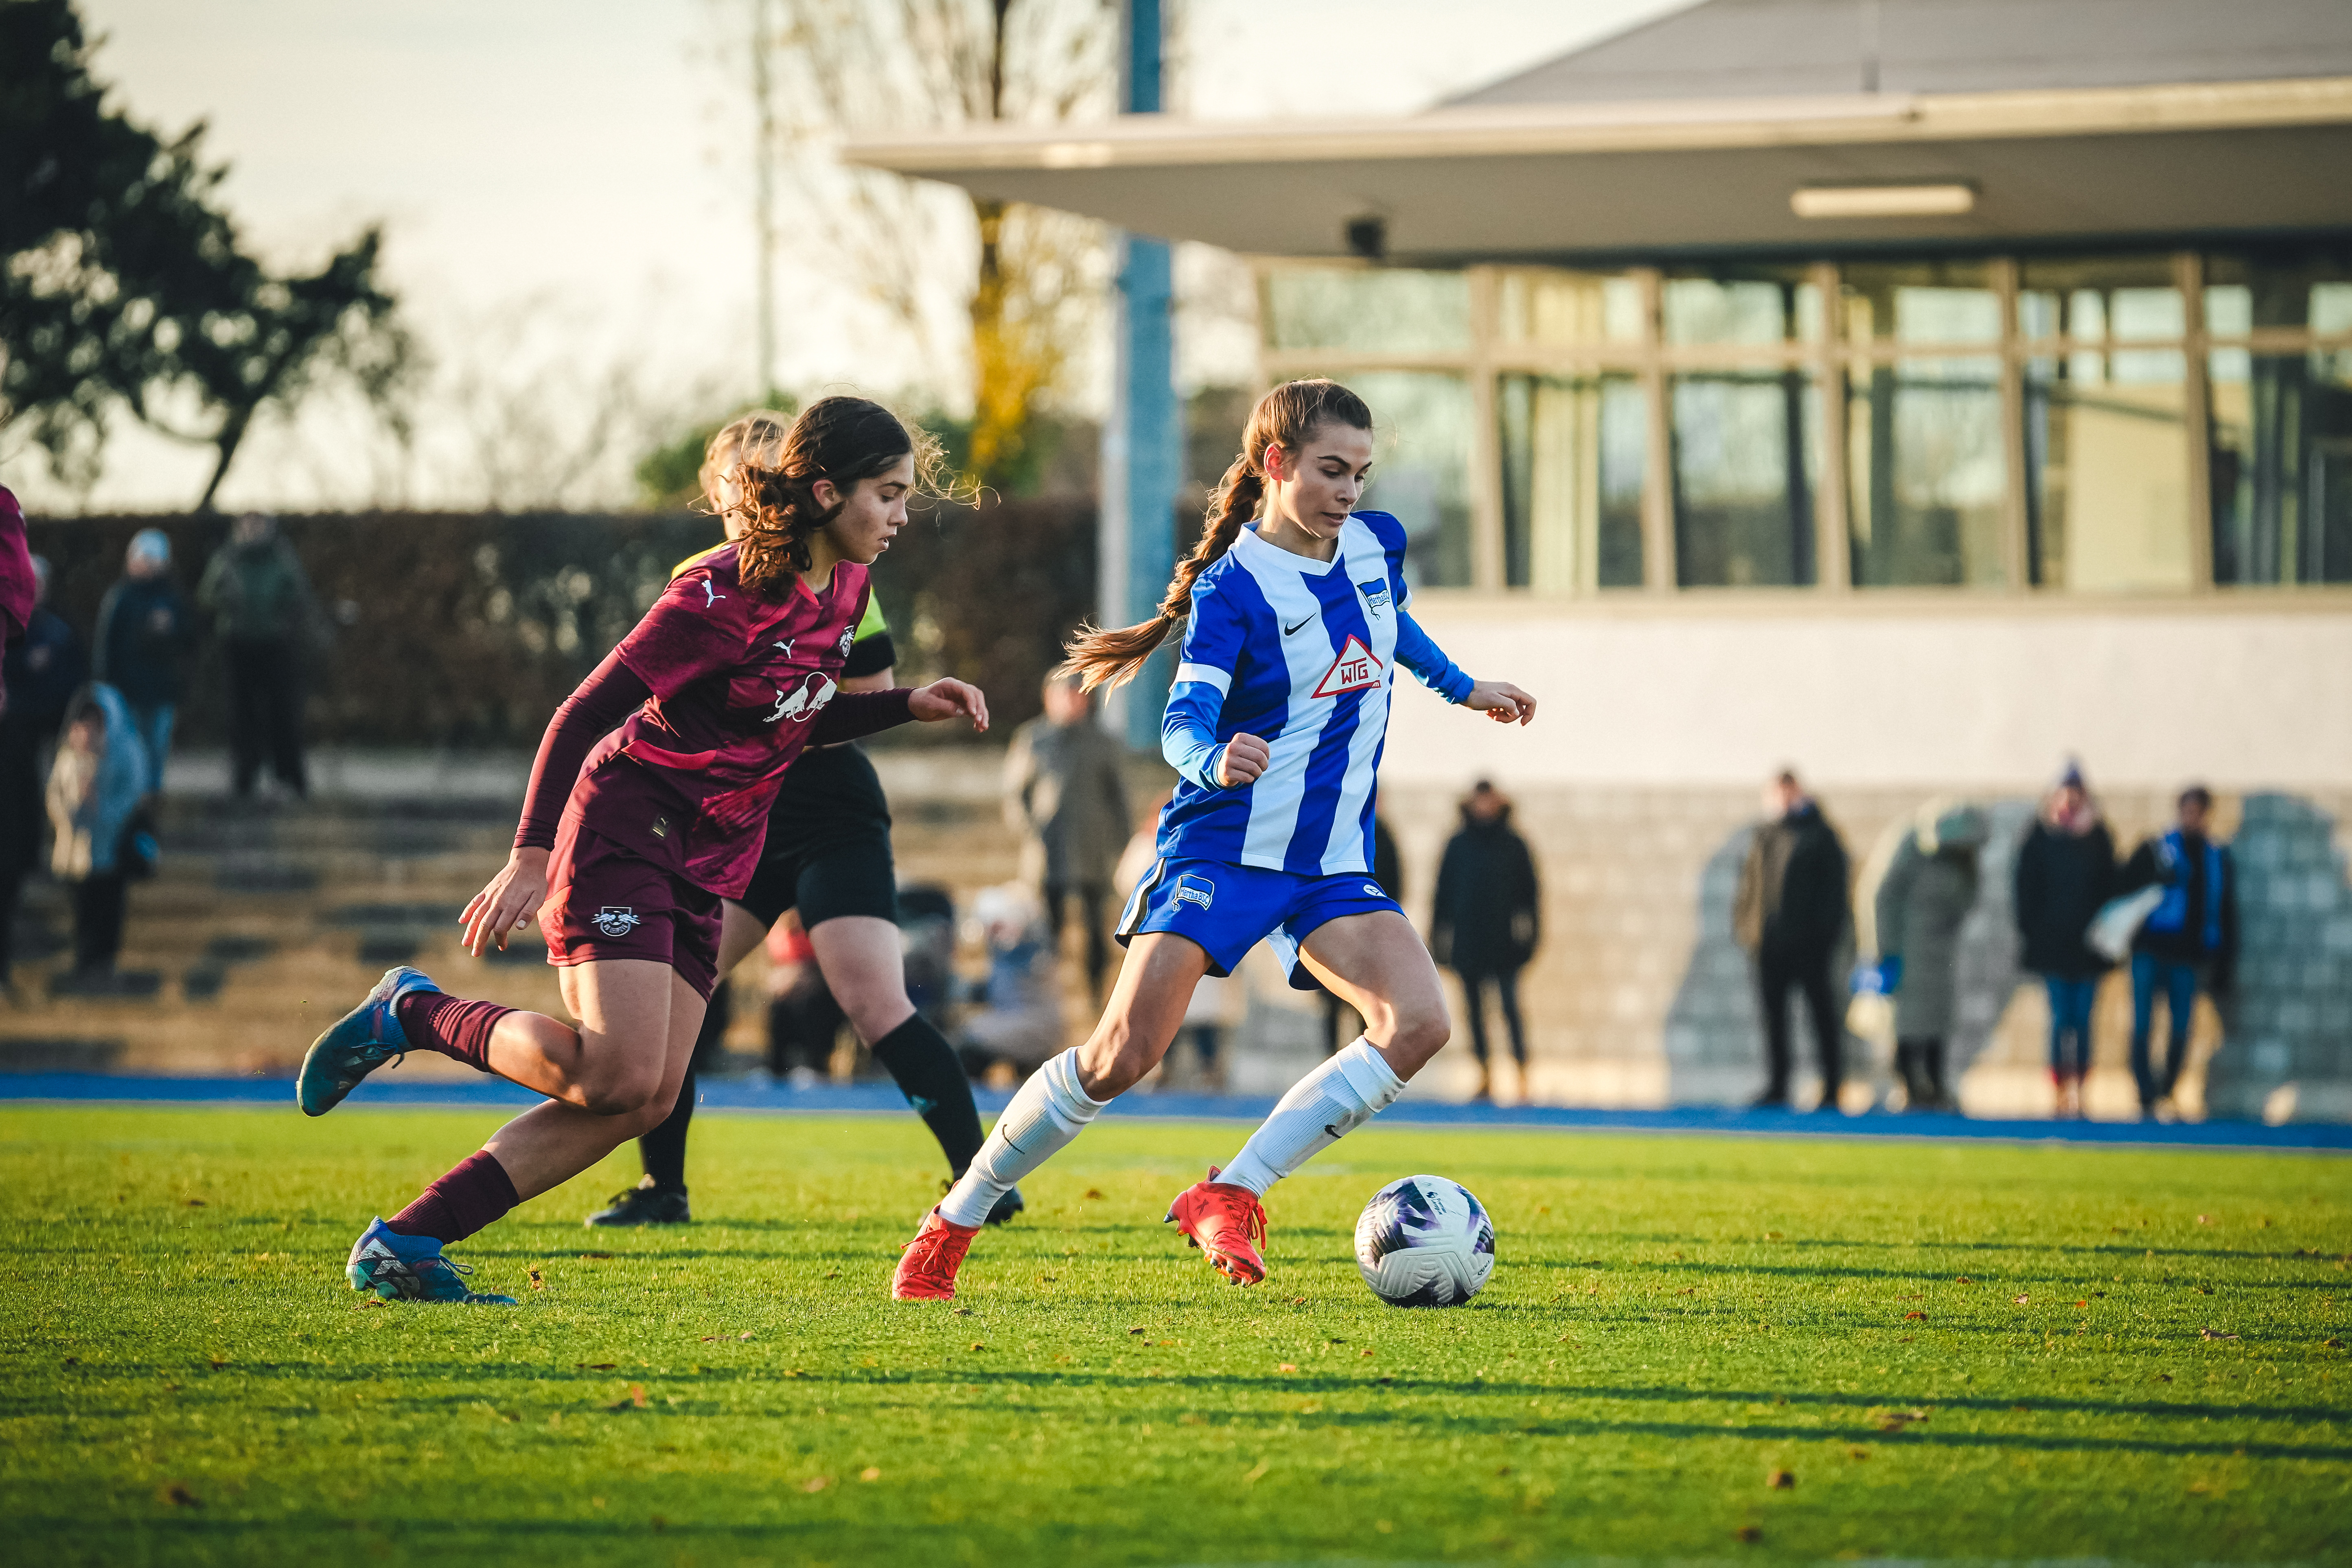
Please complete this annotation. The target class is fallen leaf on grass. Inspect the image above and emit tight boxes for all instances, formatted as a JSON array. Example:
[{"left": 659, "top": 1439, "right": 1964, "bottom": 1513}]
[
  {"left": 1084, "top": 1189, "right": 1105, "bottom": 1200},
  {"left": 1126, "top": 1326, "right": 1145, "bottom": 1335},
  {"left": 1361, "top": 1349, "right": 1375, "bottom": 1357},
  {"left": 861, "top": 1467, "right": 882, "bottom": 1482},
  {"left": 578, "top": 1252, "right": 611, "bottom": 1260},
  {"left": 970, "top": 1342, "right": 985, "bottom": 1351},
  {"left": 802, "top": 1476, "right": 830, "bottom": 1493},
  {"left": 1767, "top": 1469, "right": 1794, "bottom": 1490},
  {"left": 2013, "top": 1294, "right": 2030, "bottom": 1305},
  {"left": 1903, "top": 1312, "right": 1927, "bottom": 1321},
  {"left": 738, "top": 1332, "right": 754, "bottom": 1340},
  {"left": 1291, "top": 1296, "right": 1307, "bottom": 1305},
  {"left": 1735, "top": 1525, "right": 1763, "bottom": 1544},
  {"left": 2324, "top": 1338, "right": 2343, "bottom": 1349},
  {"left": 2199, "top": 1328, "right": 2239, "bottom": 1341},
  {"left": 528, "top": 1268, "right": 545, "bottom": 1292},
  {"left": 1277, "top": 1363, "right": 1297, "bottom": 1373},
  {"left": 2197, "top": 1215, "right": 2212, "bottom": 1225},
  {"left": 606, "top": 1384, "right": 649, "bottom": 1412},
  {"left": 1954, "top": 1276, "right": 1973, "bottom": 1284},
  {"left": 1675, "top": 1288, "right": 1697, "bottom": 1296},
  {"left": 2075, "top": 1300, "right": 2091, "bottom": 1309},
  {"left": 824, "top": 1270, "right": 840, "bottom": 1280},
  {"left": 1244, "top": 1458, "right": 1271, "bottom": 1484},
  {"left": 158, "top": 1483, "right": 200, "bottom": 1508}
]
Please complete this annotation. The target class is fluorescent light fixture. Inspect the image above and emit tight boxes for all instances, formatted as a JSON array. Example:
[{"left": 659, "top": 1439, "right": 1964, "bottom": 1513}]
[{"left": 1791, "top": 183, "right": 1975, "bottom": 218}]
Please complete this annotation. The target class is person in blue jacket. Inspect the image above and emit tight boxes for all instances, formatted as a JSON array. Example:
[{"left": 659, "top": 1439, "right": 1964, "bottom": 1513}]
[
  {"left": 2116, "top": 785, "right": 2236, "bottom": 1119},
  {"left": 44, "top": 682, "right": 152, "bottom": 992}
]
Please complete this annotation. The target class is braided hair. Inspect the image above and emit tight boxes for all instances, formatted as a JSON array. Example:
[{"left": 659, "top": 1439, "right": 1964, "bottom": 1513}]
[{"left": 1060, "top": 379, "right": 1373, "bottom": 692}]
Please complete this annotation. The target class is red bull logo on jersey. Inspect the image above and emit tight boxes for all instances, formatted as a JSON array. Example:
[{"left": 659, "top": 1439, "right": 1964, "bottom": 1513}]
[
  {"left": 768, "top": 672, "right": 838, "bottom": 724},
  {"left": 1311, "top": 636, "right": 1384, "bottom": 699}
]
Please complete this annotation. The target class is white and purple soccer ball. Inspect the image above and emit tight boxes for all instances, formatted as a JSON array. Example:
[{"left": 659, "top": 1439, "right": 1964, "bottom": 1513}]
[{"left": 1353, "top": 1174, "right": 1495, "bottom": 1307}]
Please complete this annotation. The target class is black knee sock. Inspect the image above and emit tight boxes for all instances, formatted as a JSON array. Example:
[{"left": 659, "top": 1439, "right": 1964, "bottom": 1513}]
[
  {"left": 639, "top": 1067, "right": 696, "bottom": 1192},
  {"left": 869, "top": 1012, "right": 984, "bottom": 1177}
]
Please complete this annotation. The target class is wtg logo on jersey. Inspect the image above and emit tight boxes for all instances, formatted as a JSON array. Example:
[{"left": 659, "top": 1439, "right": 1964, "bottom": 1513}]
[
  {"left": 594, "top": 907, "right": 642, "bottom": 937},
  {"left": 1357, "top": 578, "right": 1391, "bottom": 615},
  {"left": 1174, "top": 873, "right": 1216, "bottom": 910},
  {"left": 1311, "top": 635, "right": 1385, "bottom": 699}
]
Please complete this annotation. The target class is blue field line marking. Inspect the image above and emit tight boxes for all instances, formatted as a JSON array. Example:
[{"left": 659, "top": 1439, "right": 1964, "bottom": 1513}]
[{"left": 1, "top": 1073, "right": 2347, "bottom": 1151}]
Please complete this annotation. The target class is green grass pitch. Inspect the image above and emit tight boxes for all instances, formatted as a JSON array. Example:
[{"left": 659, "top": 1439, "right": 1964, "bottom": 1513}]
[{"left": 1, "top": 1106, "right": 2346, "bottom": 1565}]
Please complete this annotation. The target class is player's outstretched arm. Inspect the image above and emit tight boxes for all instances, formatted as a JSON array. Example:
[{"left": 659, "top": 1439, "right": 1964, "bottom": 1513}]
[{"left": 1463, "top": 680, "right": 1536, "bottom": 726}]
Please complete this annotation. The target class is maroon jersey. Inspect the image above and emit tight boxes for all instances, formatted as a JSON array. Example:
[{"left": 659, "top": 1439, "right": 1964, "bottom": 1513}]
[{"left": 563, "top": 544, "right": 868, "bottom": 897}]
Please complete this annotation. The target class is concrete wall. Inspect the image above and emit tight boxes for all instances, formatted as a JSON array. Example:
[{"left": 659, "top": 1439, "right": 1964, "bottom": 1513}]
[{"left": 1388, "top": 597, "right": 2352, "bottom": 791}]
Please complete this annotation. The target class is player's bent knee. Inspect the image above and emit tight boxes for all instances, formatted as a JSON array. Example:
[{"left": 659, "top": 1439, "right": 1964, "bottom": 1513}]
[{"left": 580, "top": 1069, "right": 668, "bottom": 1119}]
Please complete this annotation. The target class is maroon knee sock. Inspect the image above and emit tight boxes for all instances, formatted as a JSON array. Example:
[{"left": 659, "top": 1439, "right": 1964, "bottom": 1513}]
[
  {"left": 384, "top": 1150, "right": 519, "bottom": 1245},
  {"left": 395, "top": 991, "right": 513, "bottom": 1073}
]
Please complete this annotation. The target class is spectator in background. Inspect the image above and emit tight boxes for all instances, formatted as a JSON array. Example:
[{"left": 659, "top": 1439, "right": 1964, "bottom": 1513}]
[
  {"left": 1874, "top": 802, "right": 1988, "bottom": 1113},
  {"left": 1735, "top": 769, "right": 1851, "bottom": 1112},
  {"left": 1323, "top": 808, "right": 1403, "bottom": 1056},
  {"left": 2118, "top": 786, "right": 2237, "bottom": 1119},
  {"left": 1003, "top": 672, "right": 1129, "bottom": 999},
  {"left": 764, "top": 913, "right": 842, "bottom": 1089},
  {"left": 1431, "top": 780, "right": 1541, "bottom": 1102},
  {"left": 955, "top": 883, "right": 1064, "bottom": 1082},
  {"left": 93, "top": 529, "right": 195, "bottom": 790},
  {"left": 197, "top": 512, "right": 318, "bottom": 800},
  {"left": 2, "top": 557, "right": 85, "bottom": 993},
  {"left": 2014, "top": 762, "right": 2117, "bottom": 1119},
  {"left": 45, "top": 683, "right": 151, "bottom": 992}
]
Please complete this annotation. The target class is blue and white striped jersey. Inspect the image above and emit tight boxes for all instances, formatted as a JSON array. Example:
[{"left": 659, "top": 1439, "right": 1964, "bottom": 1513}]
[{"left": 1156, "top": 510, "right": 1474, "bottom": 875}]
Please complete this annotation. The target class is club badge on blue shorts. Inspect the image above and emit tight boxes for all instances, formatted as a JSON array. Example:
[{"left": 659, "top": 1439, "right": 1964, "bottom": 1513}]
[{"left": 1115, "top": 856, "right": 1402, "bottom": 990}]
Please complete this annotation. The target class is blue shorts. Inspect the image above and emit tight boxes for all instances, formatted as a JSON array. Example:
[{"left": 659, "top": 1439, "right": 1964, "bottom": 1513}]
[{"left": 1116, "top": 856, "right": 1403, "bottom": 991}]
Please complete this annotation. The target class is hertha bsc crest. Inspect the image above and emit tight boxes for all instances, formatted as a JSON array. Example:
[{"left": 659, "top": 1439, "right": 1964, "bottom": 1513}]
[
  {"left": 594, "top": 907, "right": 642, "bottom": 937},
  {"left": 1311, "top": 636, "right": 1384, "bottom": 699}
]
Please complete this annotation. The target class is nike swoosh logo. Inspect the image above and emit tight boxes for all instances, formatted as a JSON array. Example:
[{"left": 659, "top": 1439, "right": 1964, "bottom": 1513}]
[
  {"left": 1324, "top": 1123, "right": 1343, "bottom": 1140},
  {"left": 1284, "top": 614, "right": 1316, "bottom": 635}
]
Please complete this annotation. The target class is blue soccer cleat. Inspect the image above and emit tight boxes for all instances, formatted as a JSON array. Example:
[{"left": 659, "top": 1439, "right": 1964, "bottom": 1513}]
[
  {"left": 346, "top": 1218, "right": 517, "bottom": 1305},
  {"left": 297, "top": 966, "right": 440, "bottom": 1117}
]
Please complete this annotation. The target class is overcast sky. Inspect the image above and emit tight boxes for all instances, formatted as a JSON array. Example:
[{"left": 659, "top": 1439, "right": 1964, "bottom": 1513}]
[{"left": 12, "top": 0, "right": 1688, "bottom": 514}]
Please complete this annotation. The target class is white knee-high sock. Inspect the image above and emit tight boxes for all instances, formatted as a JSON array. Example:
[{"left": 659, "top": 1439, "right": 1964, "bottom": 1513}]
[
  {"left": 936, "top": 1049, "right": 1106, "bottom": 1227},
  {"left": 1218, "top": 1038, "right": 1404, "bottom": 1197}
]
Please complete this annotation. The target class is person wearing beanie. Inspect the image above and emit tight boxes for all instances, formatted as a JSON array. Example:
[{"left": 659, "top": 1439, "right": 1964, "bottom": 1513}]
[
  {"left": 2013, "top": 761, "right": 2117, "bottom": 1118},
  {"left": 92, "top": 529, "right": 196, "bottom": 791}
]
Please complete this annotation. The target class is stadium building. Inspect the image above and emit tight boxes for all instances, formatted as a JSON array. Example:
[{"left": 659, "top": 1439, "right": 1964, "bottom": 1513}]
[{"left": 852, "top": 0, "right": 2352, "bottom": 1119}]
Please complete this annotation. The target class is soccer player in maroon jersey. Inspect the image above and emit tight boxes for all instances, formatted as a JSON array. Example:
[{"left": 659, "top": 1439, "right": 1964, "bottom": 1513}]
[{"left": 296, "top": 397, "right": 988, "bottom": 1304}]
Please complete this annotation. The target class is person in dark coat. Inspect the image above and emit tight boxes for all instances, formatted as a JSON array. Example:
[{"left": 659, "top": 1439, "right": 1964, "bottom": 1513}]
[
  {"left": 196, "top": 512, "right": 319, "bottom": 799},
  {"left": 2116, "top": 785, "right": 2237, "bottom": 1118},
  {"left": 1, "top": 556, "right": 85, "bottom": 989},
  {"left": 2012, "top": 762, "right": 2116, "bottom": 1119},
  {"left": 1431, "top": 780, "right": 1541, "bottom": 1102},
  {"left": 92, "top": 528, "right": 196, "bottom": 790},
  {"left": 1734, "top": 769, "right": 1851, "bottom": 1111}
]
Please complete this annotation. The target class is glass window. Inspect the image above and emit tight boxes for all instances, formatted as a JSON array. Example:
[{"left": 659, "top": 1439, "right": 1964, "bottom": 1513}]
[
  {"left": 1670, "top": 371, "right": 1820, "bottom": 586},
  {"left": 2024, "top": 357, "right": 2193, "bottom": 591},
  {"left": 1662, "top": 269, "right": 1820, "bottom": 345},
  {"left": 1848, "top": 358, "right": 2007, "bottom": 586},
  {"left": 1498, "top": 373, "right": 1645, "bottom": 590},
  {"left": 2202, "top": 249, "right": 2352, "bottom": 332},
  {"left": 1259, "top": 268, "right": 1472, "bottom": 355},
  {"left": 1841, "top": 260, "right": 1999, "bottom": 345},
  {"left": 1495, "top": 269, "right": 1641, "bottom": 346},
  {"left": 2210, "top": 350, "right": 2352, "bottom": 584},
  {"left": 1346, "top": 370, "right": 1476, "bottom": 589}
]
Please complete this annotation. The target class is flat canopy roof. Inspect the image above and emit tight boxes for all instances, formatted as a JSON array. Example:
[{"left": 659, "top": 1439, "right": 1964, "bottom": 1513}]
[{"left": 843, "top": 77, "right": 2352, "bottom": 262}]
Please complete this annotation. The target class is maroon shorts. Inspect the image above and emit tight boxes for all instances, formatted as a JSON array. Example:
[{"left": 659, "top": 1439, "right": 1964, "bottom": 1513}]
[{"left": 539, "top": 821, "right": 723, "bottom": 1001}]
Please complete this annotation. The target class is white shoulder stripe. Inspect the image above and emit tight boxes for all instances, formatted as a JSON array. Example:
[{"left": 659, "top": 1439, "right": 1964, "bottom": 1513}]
[{"left": 1173, "top": 661, "right": 1231, "bottom": 694}]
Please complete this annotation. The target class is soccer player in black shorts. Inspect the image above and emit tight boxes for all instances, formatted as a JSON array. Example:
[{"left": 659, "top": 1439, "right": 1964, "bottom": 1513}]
[{"left": 587, "top": 413, "right": 1018, "bottom": 1228}]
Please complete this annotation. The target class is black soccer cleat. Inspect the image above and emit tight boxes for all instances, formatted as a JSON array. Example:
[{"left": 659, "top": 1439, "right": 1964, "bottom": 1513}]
[
  {"left": 586, "top": 1179, "right": 690, "bottom": 1227},
  {"left": 985, "top": 1185, "right": 1025, "bottom": 1226}
]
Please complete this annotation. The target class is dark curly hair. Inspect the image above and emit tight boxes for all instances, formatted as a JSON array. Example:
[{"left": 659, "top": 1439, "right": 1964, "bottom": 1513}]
[{"left": 705, "top": 397, "right": 951, "bottom": 595}]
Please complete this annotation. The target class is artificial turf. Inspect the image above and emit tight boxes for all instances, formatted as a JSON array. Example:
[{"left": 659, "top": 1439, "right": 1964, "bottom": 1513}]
[{"left": 0, "top": 1106, "right": 2345, "bottom": 1566}]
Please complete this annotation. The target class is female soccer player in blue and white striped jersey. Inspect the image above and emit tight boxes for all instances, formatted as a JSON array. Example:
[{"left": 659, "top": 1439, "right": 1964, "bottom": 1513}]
[{"left": 892, "top": 378, "right": 1535, "bottom": 1300}]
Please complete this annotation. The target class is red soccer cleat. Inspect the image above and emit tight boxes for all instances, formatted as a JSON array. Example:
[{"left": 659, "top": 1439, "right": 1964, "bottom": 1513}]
[
  {"left": 891, "top": 1206, "right": 980, "bottom": 1301},
  {"left": 1164, "top": 1166, "right": 1268, "bottom": 1285}
]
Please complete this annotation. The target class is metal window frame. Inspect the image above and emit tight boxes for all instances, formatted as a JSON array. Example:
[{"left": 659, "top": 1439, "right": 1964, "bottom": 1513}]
[{"left": 1254, "top": 252, "right": 2352, "bottom": 598}]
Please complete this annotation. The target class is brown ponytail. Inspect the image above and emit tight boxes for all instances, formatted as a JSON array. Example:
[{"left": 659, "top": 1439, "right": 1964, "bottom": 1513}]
[
  {"left": 1060, "top": 378, "right": 1374, "bottom": 693},
  {"left": 706, "top": 397, "right": 953, "bottom": 596}
]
